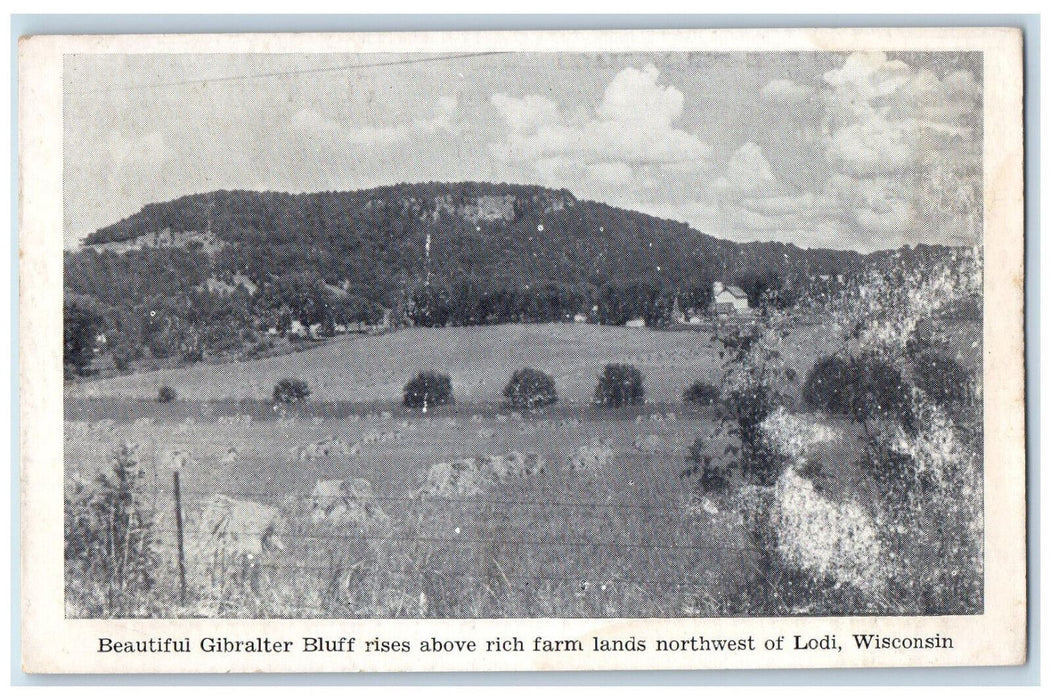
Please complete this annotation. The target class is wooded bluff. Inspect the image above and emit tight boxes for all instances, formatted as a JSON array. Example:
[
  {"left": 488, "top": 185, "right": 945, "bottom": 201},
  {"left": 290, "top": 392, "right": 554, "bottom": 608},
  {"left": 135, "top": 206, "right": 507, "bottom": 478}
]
[{"left": 64, "top": 181, "right": 954, "bottom": 376}]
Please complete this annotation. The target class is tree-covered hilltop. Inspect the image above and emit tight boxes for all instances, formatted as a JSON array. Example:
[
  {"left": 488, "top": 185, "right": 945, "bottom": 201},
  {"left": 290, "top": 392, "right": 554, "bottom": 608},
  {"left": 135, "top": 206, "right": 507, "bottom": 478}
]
[
  {"left": 65, "top": 181, "right": 937, "bottom": 376},
  {"left": 82, "top": 182, "right": 861, "bottom": 300}
]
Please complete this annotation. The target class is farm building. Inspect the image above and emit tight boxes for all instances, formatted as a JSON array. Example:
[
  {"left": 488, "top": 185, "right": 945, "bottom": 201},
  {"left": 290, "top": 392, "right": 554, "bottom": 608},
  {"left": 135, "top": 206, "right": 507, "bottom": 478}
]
[
  {"left": 625, "top": 318, "right": 646, "bottom": 328},
  {"left": 712, "top": 282, "right": 750, "bottom": 316},
  {"left": 671, "top": 295, "right": 706, "bottom": 325}
]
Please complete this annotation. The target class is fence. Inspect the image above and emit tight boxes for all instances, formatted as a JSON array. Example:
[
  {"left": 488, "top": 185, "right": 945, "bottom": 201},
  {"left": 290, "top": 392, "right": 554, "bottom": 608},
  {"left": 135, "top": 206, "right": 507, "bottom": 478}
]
[{"left": 67, "top": 466, "right": 770, "bottom": 619}]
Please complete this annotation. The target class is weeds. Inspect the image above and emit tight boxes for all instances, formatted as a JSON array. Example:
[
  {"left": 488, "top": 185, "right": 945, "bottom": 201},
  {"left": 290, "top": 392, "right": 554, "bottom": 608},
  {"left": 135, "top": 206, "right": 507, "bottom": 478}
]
[{"left": 65, "top": 443, "right": 160, "bottom": 617}]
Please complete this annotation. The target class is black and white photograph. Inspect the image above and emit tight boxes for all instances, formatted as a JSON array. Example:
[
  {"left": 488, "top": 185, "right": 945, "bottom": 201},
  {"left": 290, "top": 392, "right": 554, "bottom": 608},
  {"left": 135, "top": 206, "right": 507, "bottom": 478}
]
[{"left": 19, "top": 27, "right": 1026, "bottom": 672}]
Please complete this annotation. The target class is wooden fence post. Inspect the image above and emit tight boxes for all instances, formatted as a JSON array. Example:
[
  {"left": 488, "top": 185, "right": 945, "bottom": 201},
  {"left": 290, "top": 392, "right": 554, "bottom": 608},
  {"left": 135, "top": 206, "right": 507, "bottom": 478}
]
[{"left": 173, "top": 471, "right": 187, "bottom": 606}]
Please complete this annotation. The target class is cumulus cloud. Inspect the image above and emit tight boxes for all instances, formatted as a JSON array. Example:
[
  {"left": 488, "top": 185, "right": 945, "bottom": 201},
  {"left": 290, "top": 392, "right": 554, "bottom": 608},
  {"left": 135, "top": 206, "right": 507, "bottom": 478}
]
[
  {"left": 712, "top": 142, "right": 781, "bottom": 196},
  {"left": 821, "top": 52, "right": 980, "bottom": 179},
  {"left": 823, "top": 172, "right": 914, "bottom": 236},
  {"left": 823, "top": 115, "right": 916, "bottom": 176},
  {"left": 595, "top": 64, "right": 685, "bottom": 129},
  {"left": 814, "top": 51, "right": 981, "bottom": 242},
  {"left": 489, "top": 93, "right": 560, "bottom": 134},
  {"left": 489, "top": 63, "right": 711, "bottom": 177},
  {"left": 761, "top": 79, "right": 814, "bottom": 103}
]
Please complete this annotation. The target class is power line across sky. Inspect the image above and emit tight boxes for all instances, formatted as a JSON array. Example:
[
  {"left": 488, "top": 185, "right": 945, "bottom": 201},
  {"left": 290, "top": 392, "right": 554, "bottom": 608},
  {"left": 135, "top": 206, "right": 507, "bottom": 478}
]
[{"left": 68, "top": 51, "right": 509, "bottom": 95}]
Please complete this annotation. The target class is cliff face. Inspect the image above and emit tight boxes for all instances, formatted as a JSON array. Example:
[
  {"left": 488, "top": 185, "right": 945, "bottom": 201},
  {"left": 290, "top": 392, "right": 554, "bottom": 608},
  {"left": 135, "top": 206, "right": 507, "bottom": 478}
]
[
  {"left": 84, "top": 182, "right": 580, "bottom": 248},
  {"left": 433, "top": 190, "right": 572, "bottom": 223}
]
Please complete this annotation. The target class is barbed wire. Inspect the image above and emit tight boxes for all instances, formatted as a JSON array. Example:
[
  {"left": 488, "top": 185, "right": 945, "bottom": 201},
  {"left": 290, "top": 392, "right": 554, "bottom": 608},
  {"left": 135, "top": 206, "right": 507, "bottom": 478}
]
[
  {"left": 151, "top": 486, "right": 718, "bottom": 516},
  {"left": 157, "top": 564, "right": 743, "bottom": 593},
  {"left": 151, "top": 527, "right": 756, "bottom": 553}
]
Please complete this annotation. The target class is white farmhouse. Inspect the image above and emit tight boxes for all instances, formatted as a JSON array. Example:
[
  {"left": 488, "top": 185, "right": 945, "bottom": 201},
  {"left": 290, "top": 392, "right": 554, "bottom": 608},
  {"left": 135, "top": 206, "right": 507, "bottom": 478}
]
[
  {"left": 712, "top": 281, "right": 750, "bottom": 316},
  {"left": 625, "top": 318, "right": 646, "bottom": 328}
]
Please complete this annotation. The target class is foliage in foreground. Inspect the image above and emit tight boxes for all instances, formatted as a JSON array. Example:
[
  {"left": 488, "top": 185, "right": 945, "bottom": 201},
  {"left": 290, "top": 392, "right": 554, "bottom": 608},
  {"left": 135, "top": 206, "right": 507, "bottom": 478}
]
[
  {"left": 687, "top": 247, "right": 983, "bottom": 615},
  {"left": 65, "top": 443, "right": 160, "bottom": 617}
]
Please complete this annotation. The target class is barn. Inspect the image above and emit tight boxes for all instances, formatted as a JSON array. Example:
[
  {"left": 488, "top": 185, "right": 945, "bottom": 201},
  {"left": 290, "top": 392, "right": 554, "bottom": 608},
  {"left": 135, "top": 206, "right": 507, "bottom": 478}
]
[{"left": 712, "top": 282, "right": 750, "bottom": 315}]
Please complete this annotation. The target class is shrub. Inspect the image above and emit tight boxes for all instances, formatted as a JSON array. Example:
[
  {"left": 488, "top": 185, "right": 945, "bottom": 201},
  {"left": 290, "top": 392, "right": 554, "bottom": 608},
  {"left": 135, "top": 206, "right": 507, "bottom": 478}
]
[
  {"left": 273, "top": 377, "right": 311, "bottom": 405},
  {"left": 109, "top": 335, "right": 139, "bottom": 373},
  {"left": 594, "top": 364, "right": 645, "bottom": 407},
  {"left": 404, "top": 371, "right": 454, "bottom": 410},
  {"left": 503, "top": 367, "right": 558, "bottom": 410},
  {"left": 803, "top": 354, "right": 912, "bottom": 427},
  {"left": 912, "top": 351, "right": 971, "bottom": 406},
  {"left": 802, "top": 355, "right": 851, "bottom": 413},
  {"left": 683, "top": 380, "right": 720, "bottom": 406},
  {"left": 157, "top": 385, "right": 177, "bottom": 403},
  {"left": 771, "top": 466, "right": 883, "bottom": 595},
  {"left": 685, "top": 437, "right": 733, "bottom": 493},
  {"left": 65, "top": 442, "right": 158, "bottom": 616},
  {"left": 709, "top": 322, "right": 795, "bottom": 488}
]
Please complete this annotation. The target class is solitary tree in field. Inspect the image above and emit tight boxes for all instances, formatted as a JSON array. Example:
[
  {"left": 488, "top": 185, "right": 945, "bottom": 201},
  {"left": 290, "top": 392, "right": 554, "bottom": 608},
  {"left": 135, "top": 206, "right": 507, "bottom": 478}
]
[
  {"left": 273, "top": 378, "right": 311, "bottom": 405},
  {"left": 404, "top": 371, "right": 454, "bottom": 411},
  {"left": 594, "top": 364, "right": 645, "bottom": 407},
  {"left": 683, "top": 380, "right": 720, "bottom": 407},
  {"left": 503, "top": 367, "right": 558, "bottom": 410}
]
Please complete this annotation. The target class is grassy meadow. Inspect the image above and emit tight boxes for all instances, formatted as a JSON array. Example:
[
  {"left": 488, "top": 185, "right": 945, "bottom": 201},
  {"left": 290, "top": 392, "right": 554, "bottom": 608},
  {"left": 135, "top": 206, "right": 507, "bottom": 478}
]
[{"left": 65, "top": 322, "right": 840, "bottom": 404}]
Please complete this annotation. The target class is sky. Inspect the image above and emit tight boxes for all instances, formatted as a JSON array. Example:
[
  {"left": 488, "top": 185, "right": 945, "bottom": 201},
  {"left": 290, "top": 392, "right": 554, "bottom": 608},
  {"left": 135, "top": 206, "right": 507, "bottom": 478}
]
[{"left": 63, "top": 50, "right": 982, "bottom": 252}]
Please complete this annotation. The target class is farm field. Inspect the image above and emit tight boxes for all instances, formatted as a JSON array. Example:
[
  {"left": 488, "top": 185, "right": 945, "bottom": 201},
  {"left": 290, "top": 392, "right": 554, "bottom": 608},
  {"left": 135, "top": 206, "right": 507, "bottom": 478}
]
[
  {"left": 64, "top": 313, "right": 975, "bottom": 618},
  {"left": 62, "top": 319, "right": 889, "bottom": 618},
  {"left": 65, "top": 395, "right": 881, "bottom": 619},
  {"left": 65, "top": 402, "right": 767, "bottom": 618},
  {"left": 65, "top": 321, "right": 841, "bottom": 404}
]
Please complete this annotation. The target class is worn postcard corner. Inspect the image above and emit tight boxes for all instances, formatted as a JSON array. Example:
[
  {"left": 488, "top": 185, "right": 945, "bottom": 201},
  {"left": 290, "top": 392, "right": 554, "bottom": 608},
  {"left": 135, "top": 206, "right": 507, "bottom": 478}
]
[{"left": 19, "top": 26, "right": 1025, "bottom": 674}]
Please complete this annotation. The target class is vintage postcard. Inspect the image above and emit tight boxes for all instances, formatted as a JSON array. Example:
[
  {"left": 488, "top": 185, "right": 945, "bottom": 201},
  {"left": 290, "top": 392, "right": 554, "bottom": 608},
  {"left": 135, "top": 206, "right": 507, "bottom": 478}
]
[{"left": 20, "top": 27, "right": 1025, "bottom": 673}]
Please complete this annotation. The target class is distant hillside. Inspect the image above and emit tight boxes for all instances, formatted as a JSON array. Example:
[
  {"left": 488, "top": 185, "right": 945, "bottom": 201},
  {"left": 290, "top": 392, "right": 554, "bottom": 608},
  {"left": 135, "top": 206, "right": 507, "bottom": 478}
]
[
  {"left": 64, "top": 181, "right": 956, "bottom": 375},
  {"left": 80, "top": 182, "right": 862, "bottom": 300}
]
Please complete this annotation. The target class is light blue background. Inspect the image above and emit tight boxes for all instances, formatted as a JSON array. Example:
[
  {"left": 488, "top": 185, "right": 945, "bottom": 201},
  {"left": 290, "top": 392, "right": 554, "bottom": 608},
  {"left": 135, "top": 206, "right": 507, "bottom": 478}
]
[{"left": 10, "top": 13, "right": 1039, "bottom": 686}]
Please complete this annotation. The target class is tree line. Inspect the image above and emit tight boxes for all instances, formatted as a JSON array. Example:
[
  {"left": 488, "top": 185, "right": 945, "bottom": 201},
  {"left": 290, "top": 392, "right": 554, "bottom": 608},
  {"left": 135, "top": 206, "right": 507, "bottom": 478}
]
[{"left": 65, "top": 182, "right": 876, "bottom": 376}]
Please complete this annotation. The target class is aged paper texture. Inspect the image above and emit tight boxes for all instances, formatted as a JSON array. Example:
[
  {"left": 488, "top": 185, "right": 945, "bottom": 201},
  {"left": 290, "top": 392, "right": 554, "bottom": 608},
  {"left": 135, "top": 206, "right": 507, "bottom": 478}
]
[{"left": 20, "top": 27, "right": 1024, "bottom": 673}]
